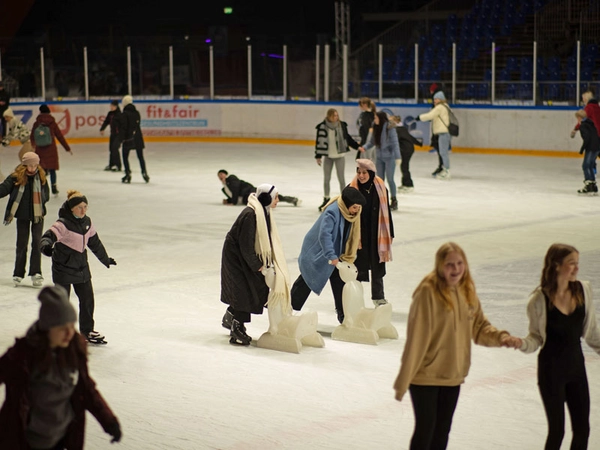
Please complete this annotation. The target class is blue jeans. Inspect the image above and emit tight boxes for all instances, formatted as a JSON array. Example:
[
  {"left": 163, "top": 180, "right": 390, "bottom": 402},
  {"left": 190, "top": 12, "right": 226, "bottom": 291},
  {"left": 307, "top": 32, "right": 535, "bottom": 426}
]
[
  {"left": 376, "top": 156, "right": 397, "bottom": 194},
  {"left": 437, "top": 133, "right": 451, "bottom": 169},
  {"left": 582, "top": 148, "right": 599, "bottom": 181}
]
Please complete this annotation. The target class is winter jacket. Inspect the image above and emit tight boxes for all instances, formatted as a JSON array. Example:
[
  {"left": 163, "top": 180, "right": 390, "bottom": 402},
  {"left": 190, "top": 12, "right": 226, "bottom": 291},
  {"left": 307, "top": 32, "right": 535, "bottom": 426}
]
[
  {"left": 578, "top": 119, "right": 600, "bottom": 155},
  {"left": 395, "top": 125, "right": 422, "bottom": 154},
  {"left": 0, "top": 329, "right": 119, "bottom": 450},
  {"left": 120, "top": 104, "right": 145, "bottom": 150},
  {"left": 0, "top": 172, "right": 50, "bottom": 222},
  {"left": 575, "top": 99, "right": 600, "bottom": 138},
  {"left": 2, "top": 116, "right": 30, "bottom": 146},
  {"left": 393, "top": 281, "right": 508, "bottom": 401},
  {"left": 519, "top": 280, "right": 600, "bottom": 354},
  {"left": 357, "top": 110, "right": 375, "bottom": 146},
  {"left": 363, "top": 123, "right": 401, "bottom": 161},
  {"left": 40, "top": 202, "right": 111, "bottom": 285},
  {"left": 314, "top": 121, "right": 360, "bottom": 159},
  {"left": 298, "top": 202, "right": 351, "bottom": 294},
  {"left": 30, "top": 113, "right": 71, "bottom": 170},
  {"left": 220, "top": 206, "right": 269, "bottom": 314},
  {"left": 99, "top": 109, "right": 122, "bottom": 137},
  {"left": 418, "top": 103, "right": 451, "bottom": 135},
  {"left": 222, "top": 175, "right": 255, "bottom": 205}
]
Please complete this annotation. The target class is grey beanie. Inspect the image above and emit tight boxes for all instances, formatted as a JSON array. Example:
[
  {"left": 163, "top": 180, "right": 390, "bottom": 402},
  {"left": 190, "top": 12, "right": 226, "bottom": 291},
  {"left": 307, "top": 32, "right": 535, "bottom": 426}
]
[
  {"left": 38, "top": 285, "right": 76, "bottom": 330},
  {"left": 341, "top": 186, "right": 366, "bottom": 208}
]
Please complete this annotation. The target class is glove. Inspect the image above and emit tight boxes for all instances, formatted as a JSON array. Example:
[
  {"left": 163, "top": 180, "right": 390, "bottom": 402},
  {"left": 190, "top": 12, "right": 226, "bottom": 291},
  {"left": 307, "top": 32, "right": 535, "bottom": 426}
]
[
  {"left": 414, "top": 116, "right": 420, "bottom": 121},
  {"left": 41, "top": 245, "right": 53, "bottom": 257},
  {"left": 106, "top": 257, "right": 117, "bottom": 268},
  {"left": 105, "top": 421, "right": 122, "bottom": 443}
]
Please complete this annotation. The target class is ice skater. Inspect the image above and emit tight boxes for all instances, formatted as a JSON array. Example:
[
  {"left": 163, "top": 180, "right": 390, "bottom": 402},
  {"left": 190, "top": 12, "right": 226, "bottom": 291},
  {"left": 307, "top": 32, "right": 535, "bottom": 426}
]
[
  {"left": 570, "top": 90, "right": 600, "bottom": 195},
  {"left": 393, "top": 242, "right": 521, "bottom": 450},
  {"left": 217, "top": 169, "right": 300, "bottom": 206},
  {"left": 519, "top": 243, "right": 600, "bottom": 450},
  {"left": 290, "top": 186, "right": 365, "bottom": 324},
  {"left": 389, "top": 114, "right": 422, "bottom": 193},
  {"left": 220, "top": 183, "right": 286, "bottom": 345},
  {"left": 40, "top": 190, "right": 117, "bottom": 344},
  {"left": 120, "top": 95, "right": 149, "bottom": 184},
  {"left": 415, "top": 91, "right": 452, "bottom": 180},
  {"left": 0, "top": 285, "right": 122, "bottom": 448},
  {"left": 99, "top": 99, "right": 123, "bottom": 172}
]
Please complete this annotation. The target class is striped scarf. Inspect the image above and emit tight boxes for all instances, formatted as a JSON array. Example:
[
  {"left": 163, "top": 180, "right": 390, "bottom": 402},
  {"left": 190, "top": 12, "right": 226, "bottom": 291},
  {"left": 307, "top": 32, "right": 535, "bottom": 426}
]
[
  {"left": 350, "top": 175, "right": 393, "bottom": 262},
  {"left": 5, "top": 172, "right": 43, "bottom": 225}
]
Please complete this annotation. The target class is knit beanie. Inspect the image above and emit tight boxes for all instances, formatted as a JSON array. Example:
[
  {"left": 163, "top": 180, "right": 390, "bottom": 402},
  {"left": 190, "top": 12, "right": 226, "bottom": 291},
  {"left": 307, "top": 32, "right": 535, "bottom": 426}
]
[
  {"left": 22, "top": 152, "right": 40, "bottom": 166},
  {"left": 67, "top": 191, "right": 88, "bottom": 209},
  {"left": 256, "top": 183, "right": 278, "bottom": 207},
  {"left": 39, "top": 104, "right": 51, "bottom": 113},
  {"left": 3, "top": 107, "right": 14, "bottom": 118},
  {"left": 433, "top": 91, "right": 446, "bottom": 101},
  {"left": 122, "top": 95, "right": 133, "bottom": 106},
  {"left": 341, "top": 186, "right": 366, "bottom": 208},
  {"left": 38, "top": 285, "right": 76, "bottom": 331},
  {"left": 356, "top": 159, "right": 376, "bottom": 173}
]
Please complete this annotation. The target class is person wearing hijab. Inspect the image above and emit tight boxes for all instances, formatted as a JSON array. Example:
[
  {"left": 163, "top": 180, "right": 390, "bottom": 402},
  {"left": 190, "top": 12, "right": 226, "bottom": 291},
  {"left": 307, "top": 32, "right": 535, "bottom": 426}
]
[
  {"left": 349, "top": 159, "right": 394, "bottom": 307},
  {"left": 0, "top": 286, "right": 122, "bottom": 449},
  {"left": 290, "top": 186, "right": 366, "bottom": 324},
  {"left": 0, "top": 152, "right": 50, "bottom": 288},
  {"left": 220, "top": 183, "right": 288, "bottom": 346},
  {"left": 314, "top": 108, "right": 362, "bottom": 212}
]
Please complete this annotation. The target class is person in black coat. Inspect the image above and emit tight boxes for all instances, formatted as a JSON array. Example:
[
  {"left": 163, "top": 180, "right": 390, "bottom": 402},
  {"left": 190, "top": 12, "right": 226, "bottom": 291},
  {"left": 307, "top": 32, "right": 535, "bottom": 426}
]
[
  {"left": 0, "top": 152, "right": 50, "bottom": 288},
  {"left": 40, "top": 190, "right": 117, "bottom": 344},
  {"left": 217, "top": 170, "right": 300, "bottom": 206},
  {"left": 357, "top": 97, "right": 376, "bottom": 158},
  {"left": 99, "top": 100, "right": 123, "bottom": 172},
  {"left": 390, "top": 115, "right": 423, "bottom": 192},
  {"left": 119, "top": 95, "right": 148, "bottom": 184},
  {"left": 349, "top": 159, "right": 395, "bottom": 307}
]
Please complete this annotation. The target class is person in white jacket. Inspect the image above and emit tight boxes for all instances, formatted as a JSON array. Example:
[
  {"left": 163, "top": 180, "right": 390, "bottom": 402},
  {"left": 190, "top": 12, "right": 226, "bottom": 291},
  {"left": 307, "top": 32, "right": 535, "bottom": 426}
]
[
  {"left": 519, "top": 243, "right": 600, "bottom": 450},
  {"left": 416, "top": 91, "right": 452, "bottom": 180},
  {"left": 2, "top": 108, "right": 32, "bottom": 177}
]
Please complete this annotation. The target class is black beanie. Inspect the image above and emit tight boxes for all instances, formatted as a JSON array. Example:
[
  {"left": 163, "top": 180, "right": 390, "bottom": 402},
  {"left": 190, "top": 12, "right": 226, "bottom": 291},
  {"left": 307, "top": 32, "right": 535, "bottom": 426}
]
[
  {"left": 341, "top": 186, "right": 366, "bottom": 208},
  {"left": 67, "top": 195, "right": 88, "bottom": 209},
  {"left": 39, "top": 104, "right": 50, "bottom": 113},
  {"left": 38, "top": 285, "right": 76, "bottom": 331}
]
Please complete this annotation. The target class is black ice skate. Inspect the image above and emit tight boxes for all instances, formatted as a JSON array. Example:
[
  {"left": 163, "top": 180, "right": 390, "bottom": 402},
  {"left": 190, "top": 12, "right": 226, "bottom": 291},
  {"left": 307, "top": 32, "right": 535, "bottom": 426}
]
[
  {"left": 229, "top": 319, "right": 251, "bottom": 346},
  {"left": 577, "top": 180, "right": 598, "bottom": 196},
  {"left": 142, "top": 172, "right": 150, "bottom": 183},
  {"left": 318, "top": 197, "right": 330, "bottom": 212},
  {"left": 122, "top": 172, "right": 131, "bottom": 184},
  {"left": 222, "top": 309, "right": 233, "bottom": 330},
  {"left": 85, "top": 331, "right": 108, "bottom": 345}
]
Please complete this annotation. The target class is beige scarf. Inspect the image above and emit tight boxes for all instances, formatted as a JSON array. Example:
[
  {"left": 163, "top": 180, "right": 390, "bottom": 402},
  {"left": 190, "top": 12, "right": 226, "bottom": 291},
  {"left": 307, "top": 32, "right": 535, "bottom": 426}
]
[
  {"left": 321, "top": 196, "right": 362, "bottom": 264},
  {"left": 247, "top": 194, "right": 291, "bottom": 314}
]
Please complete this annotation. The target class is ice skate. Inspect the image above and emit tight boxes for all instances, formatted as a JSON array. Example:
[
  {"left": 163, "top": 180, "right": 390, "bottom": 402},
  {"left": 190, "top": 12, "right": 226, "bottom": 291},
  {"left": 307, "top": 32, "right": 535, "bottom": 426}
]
[
  {"left": 221, "top": 309, "right": 233, "bottom": 330},
  {"left": 372, "top": 299, "right": 388, "bottom": 307},
  {"left": 31, "top": 273, "right": 44, "bottom": 288},
  {"left": 142, "top": 172, "right": 150, "bottom": 183},
  {"left": 51, "top": 184, "right": 59, "bottom": 195},
  {"left": 122, "top": 172, "right": 132, "bottom": 184},
  {"left": 85, "top": 331, "right": 107, "bottom": 345},
  {"left": 230, "top": 319, "right": 251, "bottom": 346},
  {"left": 390, "top": 197, "right": 398, "bottom": 211},
  {"left": 318, "top": 197, "right": 330, "bottom": 212},
  {"left": 13, "top": 276, "right": 22, "bottom": 287},
  {"left": 431, "top": 166, "right": 443, "bottom": 177},
  {"left": 436, "top": 168, "right": 451, "bottom": 180},
  {"left": 398, "top": 186, "right": 414, "bottom": 193},
  {"left": 577, "top": 180, "right": 598, "bottom": 196},
  {"left": 292, "top": 197, "right": 302, "bottom": 207}
]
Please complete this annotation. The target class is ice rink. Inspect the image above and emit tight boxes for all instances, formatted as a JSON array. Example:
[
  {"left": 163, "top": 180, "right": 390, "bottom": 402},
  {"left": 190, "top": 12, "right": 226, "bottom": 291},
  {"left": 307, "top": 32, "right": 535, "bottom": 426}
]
[{"left": 0, "top": 140, "right": 599, "bottom": 449}]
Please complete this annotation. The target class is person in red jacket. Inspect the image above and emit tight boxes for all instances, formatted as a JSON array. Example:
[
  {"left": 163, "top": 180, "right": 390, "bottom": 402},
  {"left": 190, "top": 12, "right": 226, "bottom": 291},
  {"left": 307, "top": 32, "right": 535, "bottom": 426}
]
[
  {"left": 30, "top": 104, "right": 72, "bottom": 196},
  {"left": 570, "top": 90, "right": 600, "bottom": 195},
  {"left": 0, "top": 286, "right": 121, "bottom": 449}
]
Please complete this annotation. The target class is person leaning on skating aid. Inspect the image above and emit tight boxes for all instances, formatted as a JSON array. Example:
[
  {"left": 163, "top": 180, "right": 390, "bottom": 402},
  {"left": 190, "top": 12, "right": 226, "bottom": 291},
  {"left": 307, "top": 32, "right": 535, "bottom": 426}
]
[
  {"left": 119, "top": 95, "right": 149, "bottom": 184},
  {"left": 349, "top": 159, "right": 394, "bottom": 307},
  {"left": 220, "top": 184, "right": 285, "bottom": 345},
  {"left": 0, "top": 285, "right": 122, "bottom": 449},
  {"left": 518, "top": 243, "right": 600, "bottom": 450},
  {"left": 40, "top": 190, "right": 117, "bottom": 345},
  {"left": 217, "top": 169, "right": 301, "bottom": 206},
  {"left": 290, "top": 186, "right": 365, "bottom": 324},
  {"left": 0, "top": 152, "right": 50, "bottom": 288},
  {"left": 393, "top": 242, "right": 521, "bottom": 450},
  {"left": 99, "top": 100, "right": 123, "bottom": 172}
]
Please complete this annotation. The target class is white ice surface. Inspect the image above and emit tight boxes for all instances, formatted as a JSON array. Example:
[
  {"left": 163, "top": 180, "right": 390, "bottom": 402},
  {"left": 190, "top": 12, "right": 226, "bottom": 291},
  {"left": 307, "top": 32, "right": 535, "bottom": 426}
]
[{"left": 0, "top": 142, "right": 599, "bottom": 450}]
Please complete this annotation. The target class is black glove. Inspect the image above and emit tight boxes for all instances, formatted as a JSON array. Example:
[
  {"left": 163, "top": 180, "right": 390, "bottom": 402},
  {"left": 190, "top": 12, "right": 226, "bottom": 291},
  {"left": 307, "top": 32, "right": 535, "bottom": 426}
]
[
  {"left": 106, "top": 421, "right": 122, "bottom": 443},
  {"left": 106, "top": 257, "right": 117, "bottom": 268},
  {"left": 41, "top": 245, "right": 53, "bottom": 257},
  {"left": 414, "top": 115, "right": 420, "bottom": 121}
]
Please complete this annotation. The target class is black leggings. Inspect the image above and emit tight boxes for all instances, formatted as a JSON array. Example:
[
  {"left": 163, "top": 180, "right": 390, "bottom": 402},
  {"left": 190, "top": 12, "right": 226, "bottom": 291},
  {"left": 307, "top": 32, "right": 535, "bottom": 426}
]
[
  {"left": 538, "top": 371, "right": 590, "bottom": 450},
  {"left": 290, "top": 269, "right": 344, "bottom": 313},
  {"left": 408, "top": 384, "right": 460, "bottom": 450}
]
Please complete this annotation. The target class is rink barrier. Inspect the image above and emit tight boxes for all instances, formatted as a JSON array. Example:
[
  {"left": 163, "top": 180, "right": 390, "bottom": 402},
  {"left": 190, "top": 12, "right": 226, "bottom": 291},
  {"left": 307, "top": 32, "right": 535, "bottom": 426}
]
[{"left": 9, "top": 138, "right": 580, "bottom": 159}]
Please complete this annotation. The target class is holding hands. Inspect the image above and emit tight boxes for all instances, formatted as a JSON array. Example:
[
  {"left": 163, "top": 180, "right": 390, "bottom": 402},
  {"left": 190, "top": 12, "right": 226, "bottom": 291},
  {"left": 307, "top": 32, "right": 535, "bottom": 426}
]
[{"left": 500, "top": 334, "right": 522, "bottom": 349}]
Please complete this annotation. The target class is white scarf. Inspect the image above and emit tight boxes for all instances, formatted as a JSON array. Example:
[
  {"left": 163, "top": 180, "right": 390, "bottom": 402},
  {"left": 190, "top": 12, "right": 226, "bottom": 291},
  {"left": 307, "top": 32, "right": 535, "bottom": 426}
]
[{"left": 247, "top": 194, "right": 291, "bottom": 314}]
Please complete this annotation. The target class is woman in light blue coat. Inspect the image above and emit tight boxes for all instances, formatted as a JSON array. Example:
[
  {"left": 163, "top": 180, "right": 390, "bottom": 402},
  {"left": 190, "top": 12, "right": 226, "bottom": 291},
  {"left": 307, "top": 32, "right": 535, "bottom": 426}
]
[{"left": 362, "top": 111, "right": 401, "bottom": 210}]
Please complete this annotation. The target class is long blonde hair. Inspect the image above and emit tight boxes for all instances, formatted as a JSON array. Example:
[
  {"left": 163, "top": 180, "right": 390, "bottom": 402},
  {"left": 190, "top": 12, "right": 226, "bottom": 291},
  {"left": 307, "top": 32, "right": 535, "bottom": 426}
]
[{"left": 414, "top": 242, "right": 477, "bottom": 309}]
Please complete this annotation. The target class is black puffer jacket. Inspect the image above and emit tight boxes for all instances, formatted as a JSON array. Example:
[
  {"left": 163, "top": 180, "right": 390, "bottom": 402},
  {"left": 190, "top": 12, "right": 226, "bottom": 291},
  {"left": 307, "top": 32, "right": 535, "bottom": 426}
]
[{"left": 40, "top": 202, "right": 111, "bottom": 285}]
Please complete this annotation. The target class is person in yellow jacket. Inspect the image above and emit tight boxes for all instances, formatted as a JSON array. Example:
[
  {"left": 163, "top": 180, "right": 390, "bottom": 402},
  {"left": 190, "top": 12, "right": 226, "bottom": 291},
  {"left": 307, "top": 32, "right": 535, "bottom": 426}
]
[{"left": 393, "top": 242, "right": 522, "bottom": 450}]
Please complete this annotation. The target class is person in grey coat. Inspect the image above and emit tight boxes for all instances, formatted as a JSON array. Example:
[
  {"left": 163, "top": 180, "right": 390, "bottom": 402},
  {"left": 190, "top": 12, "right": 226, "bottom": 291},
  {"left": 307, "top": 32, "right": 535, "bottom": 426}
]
[{"left": 290, "top": 186, "right": 365, "bottom": 324}]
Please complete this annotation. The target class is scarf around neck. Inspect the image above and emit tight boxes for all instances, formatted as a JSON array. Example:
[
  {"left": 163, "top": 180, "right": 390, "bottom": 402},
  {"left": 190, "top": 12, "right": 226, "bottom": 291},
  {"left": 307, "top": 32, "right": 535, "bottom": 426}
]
[
  {"left": 350, "top": 175, "right": 393, "bottom": 262},
  {"left": 5, "top": 171, "right": 43, "bottom": 225},
  {"left": 325, "top": 119, "right": 347, "bottom": 154},
  {"left": 320, "top": 196, "right": 362, "bottom": 264},
  {"left": 247, "top": 193, "right": 291, "bottom": 314}
]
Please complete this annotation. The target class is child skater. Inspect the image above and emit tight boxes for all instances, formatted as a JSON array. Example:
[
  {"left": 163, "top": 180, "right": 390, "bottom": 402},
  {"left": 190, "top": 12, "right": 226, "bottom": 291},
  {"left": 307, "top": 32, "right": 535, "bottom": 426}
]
[
  {"left": 389, "top": 115, "right": 423, "bottom": 193},
  {"left": 519, "top": 243, "right": 600, "bottom": 450},
  {"left": 393, "top": 242, "right": 522, "bottom": 450},
  {"left": 0, "top": 285, "right": 122, "bottom": 448},
  {"left": 40, "top": 190, "right": 117, "bottom": 344}
]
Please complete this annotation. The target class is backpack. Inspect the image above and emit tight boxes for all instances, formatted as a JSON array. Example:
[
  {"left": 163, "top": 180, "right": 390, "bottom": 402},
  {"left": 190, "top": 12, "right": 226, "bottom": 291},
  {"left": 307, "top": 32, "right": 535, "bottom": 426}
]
[
  {"left": 33, "top": 124, "right": 53, "bottom": 147},
  {"left": 441, "top": 104, "right": 460, "bottom": 137}
]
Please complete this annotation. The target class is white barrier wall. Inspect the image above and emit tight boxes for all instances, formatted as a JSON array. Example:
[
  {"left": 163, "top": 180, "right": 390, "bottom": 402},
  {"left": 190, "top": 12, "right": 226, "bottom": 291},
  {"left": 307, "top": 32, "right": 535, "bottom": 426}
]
[{"left": 12, "top": 101, "right": 581, "bottom": 153}]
